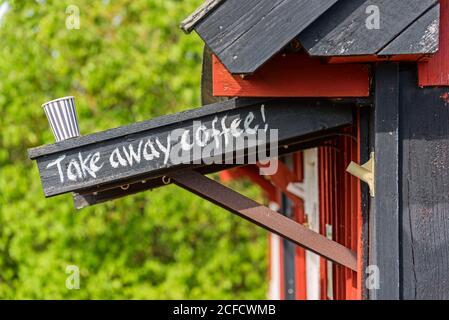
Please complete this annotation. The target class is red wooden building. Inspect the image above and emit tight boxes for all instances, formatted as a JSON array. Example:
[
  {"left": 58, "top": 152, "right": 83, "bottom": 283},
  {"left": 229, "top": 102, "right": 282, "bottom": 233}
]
[{"left": 29, "top": 0, "right": 449, "bottom": 300}]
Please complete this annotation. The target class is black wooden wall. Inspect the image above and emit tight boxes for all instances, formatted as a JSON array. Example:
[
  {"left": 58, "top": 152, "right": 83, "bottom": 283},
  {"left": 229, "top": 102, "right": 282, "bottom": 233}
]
[
  {"left": 371, "top": 64, "right": 449, "bottom": 300},
  {"left": 400, "top": 65, "right": 449, "bottom": 300}
]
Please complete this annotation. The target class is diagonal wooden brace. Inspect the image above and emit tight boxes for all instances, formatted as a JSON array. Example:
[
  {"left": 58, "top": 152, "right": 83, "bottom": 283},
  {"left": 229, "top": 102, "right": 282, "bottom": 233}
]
[{"left": 169, "top": 170, "right": 357, "bottom": 271}]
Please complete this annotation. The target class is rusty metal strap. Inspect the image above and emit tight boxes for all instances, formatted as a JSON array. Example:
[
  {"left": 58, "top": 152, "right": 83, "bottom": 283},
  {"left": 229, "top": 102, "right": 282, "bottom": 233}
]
[{"left": 169, "top": 170, "right": 358, "bottom": 271}]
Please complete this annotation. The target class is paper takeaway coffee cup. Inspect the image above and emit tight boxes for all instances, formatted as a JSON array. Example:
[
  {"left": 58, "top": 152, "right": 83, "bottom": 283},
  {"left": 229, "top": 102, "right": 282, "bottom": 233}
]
[{"left": 42, "top": 96, "right": 80, "bottom": 142}]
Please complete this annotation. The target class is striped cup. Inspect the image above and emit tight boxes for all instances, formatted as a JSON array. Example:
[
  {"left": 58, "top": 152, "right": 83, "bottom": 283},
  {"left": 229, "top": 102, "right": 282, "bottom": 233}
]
[{"left": 42, "top": 96, "right": 80, "bottom": 142}]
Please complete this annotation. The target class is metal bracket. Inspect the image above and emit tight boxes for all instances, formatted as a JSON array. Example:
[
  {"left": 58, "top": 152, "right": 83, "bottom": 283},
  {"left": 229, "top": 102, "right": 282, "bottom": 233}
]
[
  {"left": 346, "top": 152, "right": 375, "bottom": 197},
  {"left": 169, "top": 170, "right": 358, "bottom": 271}
]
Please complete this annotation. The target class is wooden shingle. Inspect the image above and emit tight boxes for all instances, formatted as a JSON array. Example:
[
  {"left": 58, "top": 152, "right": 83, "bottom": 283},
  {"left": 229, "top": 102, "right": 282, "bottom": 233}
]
[
  {"left": 184, "top": 0, "right": 441, "bottom": 74},
  {"left": 298, "top": 0, "right": 438, "bottom": 56},
  {"left": 194, "top": 0, "right": 339, "bottom": 74}
]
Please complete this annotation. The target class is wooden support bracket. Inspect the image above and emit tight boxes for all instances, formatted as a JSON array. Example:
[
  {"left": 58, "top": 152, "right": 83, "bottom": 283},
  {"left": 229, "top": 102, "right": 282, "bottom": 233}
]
[{"left": 169, "top": 170, "right": 358, "bottom": 271}]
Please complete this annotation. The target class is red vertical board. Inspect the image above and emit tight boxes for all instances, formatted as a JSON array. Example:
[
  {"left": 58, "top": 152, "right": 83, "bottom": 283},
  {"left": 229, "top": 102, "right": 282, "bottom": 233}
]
[
  {"left": 319, "top": 148, "right": 328, "bottom": 300},
  {"left": 318, "top": 123, "right": 362, "bottom": 300}
]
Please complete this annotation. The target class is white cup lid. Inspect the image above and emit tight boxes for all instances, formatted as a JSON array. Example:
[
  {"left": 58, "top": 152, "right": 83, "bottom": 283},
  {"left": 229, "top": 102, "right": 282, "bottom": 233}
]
[{"left": 41, "top": 96, "right": 75, "bottom": 108}]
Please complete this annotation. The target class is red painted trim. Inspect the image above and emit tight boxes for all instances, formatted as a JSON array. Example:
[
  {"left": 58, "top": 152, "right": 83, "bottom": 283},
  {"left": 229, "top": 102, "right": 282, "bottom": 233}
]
[
  {"left": 293, "top": 153, "right": 304, "bottom": 183},
  {"left": 219, "top": 166, "right": 277, "bottom": 203},
  {"left": 213, "top": 53, "right": 370, "bottom": 97},
  {"left": 262, "top": 161, "right": 294, "bottom": 191},
  {"left": 419, "top": 0, "right": 449, "bottom": 86},
  {"left": 257, "top": 161, "right": 304, "bottom": 206},
  {"left": 219, "top": 170, "right": 238, "bottom": 183}
]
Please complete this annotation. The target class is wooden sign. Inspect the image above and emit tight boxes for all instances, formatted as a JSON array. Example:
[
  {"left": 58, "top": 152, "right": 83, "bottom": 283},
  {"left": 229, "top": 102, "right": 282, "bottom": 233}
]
[{"left": 29, "top": 98, "right": 354, "bottom": 199}]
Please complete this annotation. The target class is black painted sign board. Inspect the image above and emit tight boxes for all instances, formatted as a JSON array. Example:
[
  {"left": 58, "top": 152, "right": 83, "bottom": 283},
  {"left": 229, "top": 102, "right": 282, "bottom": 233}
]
[{"left": 29, "top": 98, "right": 353, "bottom": 200}]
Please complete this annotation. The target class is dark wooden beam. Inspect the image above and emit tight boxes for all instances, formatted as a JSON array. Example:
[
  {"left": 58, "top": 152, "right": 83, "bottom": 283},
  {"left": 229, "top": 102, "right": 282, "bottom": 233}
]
[
  {"left": 201, "top": 45, "right": 228, "bottom": 105},
  {"left": 359, "top": 108, "right": 372, "bottom": 300},
  {"left": 399, "top": 65, "right": 449, "bottom": 300},
  {"left": 169, "top": 170, "right": 358, "bottom": 271},
  {"left": 370, "top": 63, "right": 401, "bottom": 299},
  {"left": 299, "top": 0, "right": 438, "bottom": 57},
  {"left": 370, "top": 63, "right": 449, "bottom": 300}
]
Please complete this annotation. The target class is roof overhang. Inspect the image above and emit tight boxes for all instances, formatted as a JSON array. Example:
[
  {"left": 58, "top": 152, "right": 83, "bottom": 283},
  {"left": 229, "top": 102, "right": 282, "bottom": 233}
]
[
  {"left": 183, "top": 0, "right": 440, "bottom": 74},
  {"left": 28, "top": 98, "right": 354, "bottom": 208}
]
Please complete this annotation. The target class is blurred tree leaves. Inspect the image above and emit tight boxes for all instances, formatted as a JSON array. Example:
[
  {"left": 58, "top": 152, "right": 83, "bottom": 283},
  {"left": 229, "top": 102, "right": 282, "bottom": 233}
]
[{"left": 0, "top": 0, "right": 267, "bottom": 299}]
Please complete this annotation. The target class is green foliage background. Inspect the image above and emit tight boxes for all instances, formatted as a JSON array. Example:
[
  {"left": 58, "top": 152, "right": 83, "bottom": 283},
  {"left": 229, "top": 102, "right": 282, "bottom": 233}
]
[{"left": 0, "top": 0, "right": 267, "bottom": 299}]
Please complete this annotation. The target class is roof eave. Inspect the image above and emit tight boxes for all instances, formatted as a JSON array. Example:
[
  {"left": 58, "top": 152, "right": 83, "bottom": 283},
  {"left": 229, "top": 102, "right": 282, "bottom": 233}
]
[{"left": 180, "top": 0, "right": 225, "bottom": 34}]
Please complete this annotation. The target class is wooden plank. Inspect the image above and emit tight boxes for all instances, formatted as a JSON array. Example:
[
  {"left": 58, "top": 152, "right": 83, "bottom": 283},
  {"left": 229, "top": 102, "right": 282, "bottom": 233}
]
[
  {"left": 201, "top": 45, "right": 214, "bottom": 105},
  {"left": 370, "top": 63, "right": 400, "bottom": 300},
  {"left": 212, "top": 53, "right": 370, "bottom": 98},
  {"left": 195, "top": 0, "right": 284, "bottom": 56},
  {"left": 379, "top": 4, "right": 440, "bottom": 55},
  {"left": 180, "top": 0, "right": 225, "bottom": 33},
  {"left": 299, "top": 0, "right": 438, "bottom": 57},
  {"left": 400, "top": 65, "right": 449, "bottom": 299},
  {"left": 358, "top": 108, "right": 371, "bottom": 300},
  {"left": 196, "top": 0, "right": 338, "bottom": 74},
  {"left": 169, "top": 170, "right": 358, "bottom": 271},
  {"left": 419, "top": 0, "right": 449, "bottom": 86},
  {"left": 29, "top": 99, "right": 354, "bottom": 198}
]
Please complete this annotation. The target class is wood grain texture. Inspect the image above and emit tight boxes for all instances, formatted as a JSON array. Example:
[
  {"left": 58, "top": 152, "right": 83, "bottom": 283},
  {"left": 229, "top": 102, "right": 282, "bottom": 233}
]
[
  {"left": 379, "top": 4, "right": 440, "bottom": 55},
  {"left": 299, "top": 0, "right": 438, "bottom": 57},
  {"left": 212, "top": 53, "right": 370, "bottom": 97},
  {"left": 195, "top": 0, "right": 338, "bottom": 74},
  {"left": 370, "top": 63, "right": 400, "bottom": 300},
  {"left": 180, "top": 0, "right": 224, "bottom": 33},
  {"left": 419, "top": 0, "right": 449, "bottom": 86},
  {"left": 400, "top": 65, "right": 449, "bottom": 300},
  {"left": 29, "top": 99, "right": 353, "bottom": 197}
]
